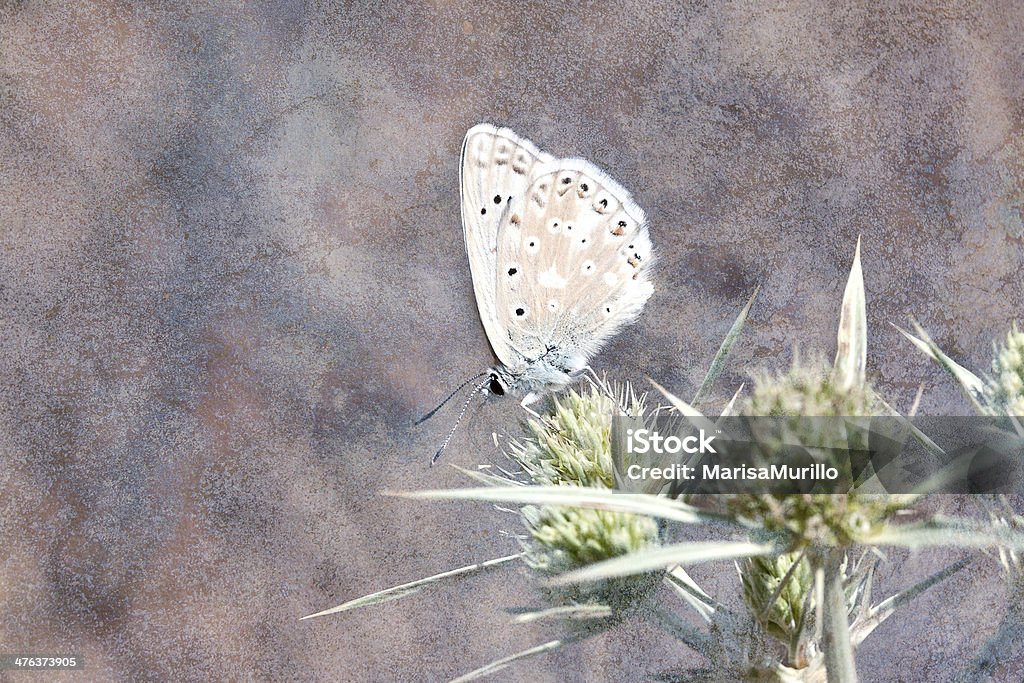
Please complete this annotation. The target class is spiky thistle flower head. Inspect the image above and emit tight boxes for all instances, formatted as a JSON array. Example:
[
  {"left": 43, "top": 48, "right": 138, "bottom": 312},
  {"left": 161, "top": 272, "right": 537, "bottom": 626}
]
[
  {"left": 522, "top": 504, "right": 661, "bottom": 608},
  {"left": 508, "top": 380, "right": 661, "bottom": 608},
  {"left": 729, "top": 358, "right": 900, "bottom": 548},
  {"left": 507, "top": 381, "right": 646, "bottom": 488},
  {"left": 743, "top": 355, "right": 876, "bottom": 418}
]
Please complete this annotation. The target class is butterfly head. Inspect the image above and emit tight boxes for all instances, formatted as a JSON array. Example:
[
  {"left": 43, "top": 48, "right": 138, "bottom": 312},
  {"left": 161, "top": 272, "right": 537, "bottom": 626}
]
[
  {"left": 486, "top": 368, "right": 510, "bottom": 396},
  {"left": 485, "top": 374, "right": 505, "bottom": 395},
  {"left": 487, "top": 355, "right": 583, "bottom": 400}
]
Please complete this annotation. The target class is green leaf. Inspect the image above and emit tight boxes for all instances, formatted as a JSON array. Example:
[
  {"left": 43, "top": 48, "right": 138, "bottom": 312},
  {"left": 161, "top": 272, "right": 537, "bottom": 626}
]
[
  {"left": 299, "top": 553, "right": 523, "bottom": 620},
  {"left": 869, "top": 557, "right": 971, "bottom": 623},
  {"left": 717, "top": 384, "right": 745, "bottom": 421},
  {"left": 649, "top": 379, "right": 719, "bottom": 435},
  {"left": 547, "top": 540, "right": 778, "bottom": 586},
  {"left": 448, "top": 464, "right": 523, "bottom": 488},
  {"left": 872, "top": 392, "right": 946, "bottom": 458},
  {"left": 510, "top": 604, "right": 613, "bottom": 624},
  {"left": 692, "top": 287, "right": 759, "bottom": 407},
  {"left": 664, "top": 566, "right": 723, "bottom": 623},
  {"left": 390, "top": 485, "right": 739, "bottom": 527},
  {"left": 649, "top": 603, "right": 714, "bottom": 653},
  {"left": 834, "top": 237, "right": 867, "bottom": 390},
  {"left": 893, "top": 321, "right": 986, "bottom": 413}
]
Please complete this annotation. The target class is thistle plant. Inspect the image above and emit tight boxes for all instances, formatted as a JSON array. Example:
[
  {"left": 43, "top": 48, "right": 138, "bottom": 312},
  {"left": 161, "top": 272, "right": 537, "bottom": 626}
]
[
  {"left": 726, "top": 358, "right": 900, "bottom": 550},
  {"left": 508, "top": 383, "right": 645, "bottom": 488},
  {"left": 514, "top": 384, "right": 662, "bottom": 610},
  {"left": 522, "top": 495, "right": 662, "bottom": 610},
  {"left": 744, "top": 359, "right": 877, "bottom": 419},
  {"left": 739, "top": 552, "right": 814, "bottom": 666},
  {"left": 305, "top": 241, "right": 1024, "bottom": 682},
  {"left": 984, "top": 324, "right": 1024, "bottom": 417},
  {"left": 896, "top": 303, "right": 1024, "bottom": 679},
  {"left": 898, "top": 320, "right": 1024, "bottom": 419}
]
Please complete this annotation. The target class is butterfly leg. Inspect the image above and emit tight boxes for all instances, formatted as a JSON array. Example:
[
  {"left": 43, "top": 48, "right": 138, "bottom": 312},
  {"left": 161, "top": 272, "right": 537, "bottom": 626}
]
[{"left": 520, "top": 392, "right": 542, "bottom": 419}]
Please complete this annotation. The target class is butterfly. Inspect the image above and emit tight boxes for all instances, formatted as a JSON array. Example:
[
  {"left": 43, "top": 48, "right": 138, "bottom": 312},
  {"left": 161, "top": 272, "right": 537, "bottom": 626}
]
[{"left": 423, "top": 124, "right": 655, "bottom": 462}]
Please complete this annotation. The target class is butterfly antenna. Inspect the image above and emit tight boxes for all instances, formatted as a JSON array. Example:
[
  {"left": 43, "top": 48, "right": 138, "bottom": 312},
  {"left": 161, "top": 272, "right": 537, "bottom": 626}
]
[
  {"left": 415, "top": 372, "right": 488, "bottom": 426},
  {"left": 431, "top": 378, "right": 491, "bottom": 465}
]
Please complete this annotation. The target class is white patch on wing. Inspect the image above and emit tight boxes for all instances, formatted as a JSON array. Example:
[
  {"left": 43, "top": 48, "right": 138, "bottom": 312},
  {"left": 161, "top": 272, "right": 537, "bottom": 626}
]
[{"left": 538, "top": 266, "right": 567, "bottom": 289}]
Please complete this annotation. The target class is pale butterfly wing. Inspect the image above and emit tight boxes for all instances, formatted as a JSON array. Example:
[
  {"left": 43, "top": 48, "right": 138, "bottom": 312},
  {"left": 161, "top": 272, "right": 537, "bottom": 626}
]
[
  {"left": 460, "top": 125, "right": 554, "bottom": 369},
  {"left": 493, "top": 158, "right": 654, "bottom": 370}
]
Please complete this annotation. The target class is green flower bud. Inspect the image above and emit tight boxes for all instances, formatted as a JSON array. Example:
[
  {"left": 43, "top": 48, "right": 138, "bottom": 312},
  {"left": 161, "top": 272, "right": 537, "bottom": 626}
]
[
  {"left": 522, "top": 505, "right": 660, "bottom": 609},
  {"left": 983, "top": 324, "right": 1024, "bottom": 416},
  {"left": 509, "top": 384, "right": 641, "bottom": 488},
  {"left": 510, "top": 381, "right": 661, "bottom": 609},
  {"left": 744, "top": 357, "right": 876, "bottom": 419},
  {"left": 740, "top": 552, "right": 813, "bottom": 648},
  {"left": 729, "top": 359, "right": 900, "bottom": 548}
]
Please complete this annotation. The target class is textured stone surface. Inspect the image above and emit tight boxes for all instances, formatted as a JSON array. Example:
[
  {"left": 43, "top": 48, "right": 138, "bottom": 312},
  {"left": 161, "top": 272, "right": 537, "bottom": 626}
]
[{"left": 1, "top": 2, "right": 1022, "bottom": 680}]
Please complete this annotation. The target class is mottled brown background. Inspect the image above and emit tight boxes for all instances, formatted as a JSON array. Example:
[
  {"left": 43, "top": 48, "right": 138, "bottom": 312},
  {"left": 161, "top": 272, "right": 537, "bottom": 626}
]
[{"left": 1, "top": 1, "right": 1022, "bottom": 681}]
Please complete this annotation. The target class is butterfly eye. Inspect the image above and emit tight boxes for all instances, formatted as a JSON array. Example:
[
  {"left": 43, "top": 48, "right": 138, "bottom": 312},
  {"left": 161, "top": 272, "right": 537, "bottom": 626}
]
[{"left": 488, "top": 376, "right": 506, "bottom": 395}]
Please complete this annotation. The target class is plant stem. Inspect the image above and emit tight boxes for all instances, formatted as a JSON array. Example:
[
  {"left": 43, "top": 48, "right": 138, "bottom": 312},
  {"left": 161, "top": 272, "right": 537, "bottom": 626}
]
[{"left": 818, "top": 548, "right": 859, "bottom": 682}]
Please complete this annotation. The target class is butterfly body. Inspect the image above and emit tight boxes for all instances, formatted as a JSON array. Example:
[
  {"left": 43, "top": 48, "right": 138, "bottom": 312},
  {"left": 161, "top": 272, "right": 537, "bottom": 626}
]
[{"left": 460, "top": 124, "right": 655, "bottom": 405}]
